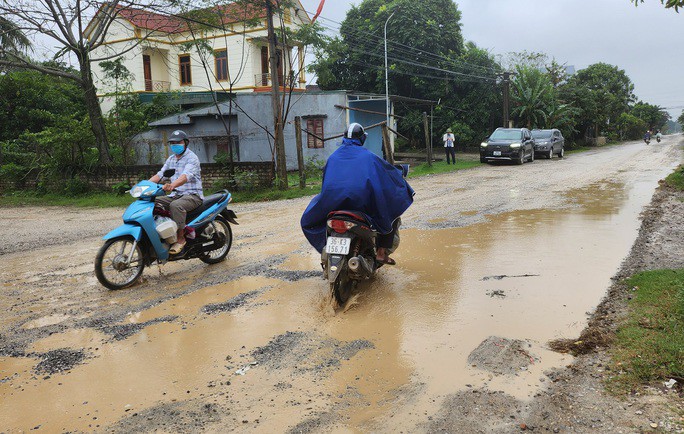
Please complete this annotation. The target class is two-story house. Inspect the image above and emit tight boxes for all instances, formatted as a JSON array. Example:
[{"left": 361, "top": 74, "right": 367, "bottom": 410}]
[{"left": 87, "top": 2, "right": 311, "bottom": 113}]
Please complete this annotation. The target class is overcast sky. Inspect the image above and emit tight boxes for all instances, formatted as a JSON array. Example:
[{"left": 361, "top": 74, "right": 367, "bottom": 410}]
[{"left": 299, "top": 0, "right": 684, "bottom": 119}]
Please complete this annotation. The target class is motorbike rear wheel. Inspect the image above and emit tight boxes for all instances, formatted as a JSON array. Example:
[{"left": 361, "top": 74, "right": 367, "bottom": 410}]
[
  {"left": 199, "top": 216, "right": 233, "bottom": 264},
  {"left": 95, "top": 236, "right": 145, "bottom": 290},
  {"left": 331, "top": 271, "right": 355, "bottom": 305}
]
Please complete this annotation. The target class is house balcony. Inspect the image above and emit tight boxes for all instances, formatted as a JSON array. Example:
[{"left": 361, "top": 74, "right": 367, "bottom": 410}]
[
  {"left": 254, "top": 73, "right": 301, "bottom": 91},
  {"left": 144, "top": 79, "right": 171, "bottom": 92}
]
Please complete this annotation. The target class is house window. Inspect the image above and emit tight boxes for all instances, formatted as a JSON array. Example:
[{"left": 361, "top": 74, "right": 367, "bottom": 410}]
[
  {"left": 306, "top": 118, "right": 325, "bottom": 149},
  {"left": 215, "top": 49, "right": 228, "bottom": 81},
  {"left": 179, "top": 54, "right": 191, "bottom": 85}
]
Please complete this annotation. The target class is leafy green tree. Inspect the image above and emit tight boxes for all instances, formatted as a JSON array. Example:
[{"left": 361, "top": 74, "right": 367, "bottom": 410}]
[
  {"left": 678, "top": 110, "right": 684, "bottom": 129},
  {"left": 313, "top": 0, "right": 466, "bottom": 98},
  {"left": 633, "top": 0, "right": 683, "bottom": 11},
  {"left": 0, "top": 16, "right": 30, "bottom": 57},
  {"left": 616, "top": 112, "right": 648, "bottom": 140},
  {"left": 510, "top": 66, "right": 553, "bottom": 129},
  {"left": 0, "top": 66, "right": 86, "bottom": 140},
  {"left": 312, "top": 0, "right": 502, "bottom": 146},
  {"left": 559, "top": 63, "right": 635, "bottom": 140},
  {"left": 631, "top": 101, "right": 670, "bottom": 131}
]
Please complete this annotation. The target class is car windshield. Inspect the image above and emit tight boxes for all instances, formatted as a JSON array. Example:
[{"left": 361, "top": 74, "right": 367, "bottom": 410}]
[
  {"left": 532, "top": 130, "right": 553, "bottom": 139},
  {"left": 489, "top": 130, "right": 521, "bottom": 140}
]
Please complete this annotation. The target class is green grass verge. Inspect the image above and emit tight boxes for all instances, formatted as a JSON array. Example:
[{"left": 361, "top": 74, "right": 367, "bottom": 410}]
[
  {"left": 407, "top": 159, "right": 481, "bottom": 178},
  {"left": 663, "top": 165, "right": 684, "bottom": 191},
  {"left": 608, "top": 269, "right": 684, "bottom": 393},
  {"left": 0, "top": 191, "right": 134, "bottom": 208}
]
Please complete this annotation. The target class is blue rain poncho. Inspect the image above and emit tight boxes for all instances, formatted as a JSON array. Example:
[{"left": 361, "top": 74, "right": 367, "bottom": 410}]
[{"left": 300, "top": 138, "right": 414, "bottom": 252}]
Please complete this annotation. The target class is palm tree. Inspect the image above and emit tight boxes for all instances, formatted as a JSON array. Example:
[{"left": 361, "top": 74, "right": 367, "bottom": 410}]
[
  {"left": 510, "top": 66, "right": 553, "bottom": 129},
  {"left": 0, "top": 16, "right": 31, "bottom": 55}
]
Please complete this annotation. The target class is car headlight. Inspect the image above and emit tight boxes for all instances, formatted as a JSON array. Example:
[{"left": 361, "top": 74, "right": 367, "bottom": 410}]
[
  {"left": 130, "top": 186, "right": 149, "bottom": 198},
  {"left": 509, "top": 143, "right": 521, "bottom": 149},
  {"left": 480, "top": 142, "right": 488, "bottom": 148}
]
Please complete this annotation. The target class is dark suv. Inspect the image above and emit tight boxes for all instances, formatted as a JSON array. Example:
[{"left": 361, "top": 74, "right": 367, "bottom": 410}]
[
  {"left": 532, "top": 129, "right": 565, "bottom": 159},
  {"left": 480, "top": 128, "right": 535, "bottom": 165}
]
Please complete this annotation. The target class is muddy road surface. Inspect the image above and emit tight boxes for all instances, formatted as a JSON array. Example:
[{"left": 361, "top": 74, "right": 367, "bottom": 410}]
[{"left": 0, "top": 137, "right": 681, "bottom": 433}]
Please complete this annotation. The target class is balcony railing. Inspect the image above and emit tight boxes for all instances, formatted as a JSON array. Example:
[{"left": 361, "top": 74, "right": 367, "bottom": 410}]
[
  {"left": 144, "top": 79, "right": 171, "bottom": 92},
  {"left": 254, "top": 73, "right": 297, "bottom": 88}
]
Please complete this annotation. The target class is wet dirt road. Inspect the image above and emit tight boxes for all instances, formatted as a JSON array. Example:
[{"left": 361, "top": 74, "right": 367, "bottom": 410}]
[{"left": 0, "top": 137, "right": 681, "bottom": 433}]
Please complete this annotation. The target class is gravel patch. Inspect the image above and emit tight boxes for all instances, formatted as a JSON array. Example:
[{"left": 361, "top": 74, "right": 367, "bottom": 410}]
[
  {"left": 252, "top": 331, "right": 374, "bottom": 374},
  {"left": 201, "top": 290, "right": 262, "bottom": 314},
  {"left": 467, "top": 336, "right": 536, "bottom": 376},
  {"left": 33, "top": 348, "right": 87, "bottom": 375},
  {"left": 98, "top": 316, "right": 178, "bottom": 341},
  {"left": 109, "top": 400, "right": 223, "bottom": 434}
]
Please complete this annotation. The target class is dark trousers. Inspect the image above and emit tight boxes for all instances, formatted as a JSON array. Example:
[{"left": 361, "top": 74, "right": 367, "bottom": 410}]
[
  {"left": 377, "top": 219, "right": 401, "bottom": 250},
  {"left": 155, "top": 194, "right": 202, "bottom": 230},
  {"left": 445, "top": 146, "right": 456, "bottom": 164}
]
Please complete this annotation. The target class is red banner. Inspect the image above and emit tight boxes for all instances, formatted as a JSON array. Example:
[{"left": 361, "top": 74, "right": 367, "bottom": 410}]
[{"left": 312, "top": 0, "right": 325, "bottom": 22}]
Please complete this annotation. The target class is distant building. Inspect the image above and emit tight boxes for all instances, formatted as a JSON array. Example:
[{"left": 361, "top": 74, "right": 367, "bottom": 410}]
[
  {"left": 131, "top": 91, "right": 397, "bottom": 170},
  {"left": 86, "top": 2, "right": 311, "bottom": 113}
]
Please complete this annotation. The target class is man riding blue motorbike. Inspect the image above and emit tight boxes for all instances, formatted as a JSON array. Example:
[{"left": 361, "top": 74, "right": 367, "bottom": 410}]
[{"left": 301, "top": 123, "right": 414, "bottom": 266}]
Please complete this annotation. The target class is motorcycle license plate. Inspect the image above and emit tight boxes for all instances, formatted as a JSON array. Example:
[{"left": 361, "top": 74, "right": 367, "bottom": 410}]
[
  {"left": 326, "top": 237, "right": 351, "bottom": 255},
  {"left": 493, "top": 151, "right": 501, "bottom": 156}
]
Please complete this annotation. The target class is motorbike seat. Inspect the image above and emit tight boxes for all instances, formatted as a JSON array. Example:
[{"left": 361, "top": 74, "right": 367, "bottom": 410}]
[{"left": 186, "top": 191, "right": 229, "bottom": 222}]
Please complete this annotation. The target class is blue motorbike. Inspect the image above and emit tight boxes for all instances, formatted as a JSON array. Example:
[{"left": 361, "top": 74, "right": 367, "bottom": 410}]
[{"left": 95, "top": 169, "right": 238, "bottom": 290}]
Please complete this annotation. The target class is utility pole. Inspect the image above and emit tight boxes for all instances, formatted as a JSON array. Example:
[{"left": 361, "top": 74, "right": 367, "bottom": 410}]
[
  {"left": 266, "top": 0, "right": 288, "bottom": 190},
  {"left": 384, "top": 11, "right": 396, "bottom": 143},
  {"left": 423, "top": 112, "right": 432, "bottom": 167},
  {"left": 502, "top": 71, "right": 511, "bottom": 128}
]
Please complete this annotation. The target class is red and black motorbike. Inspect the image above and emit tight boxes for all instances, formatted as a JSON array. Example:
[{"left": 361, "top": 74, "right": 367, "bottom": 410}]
[{"left": 324, "top": 210, "right": 387, "bottom": 304}]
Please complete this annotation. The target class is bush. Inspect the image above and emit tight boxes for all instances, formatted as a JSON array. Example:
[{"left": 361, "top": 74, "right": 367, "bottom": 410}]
[
  {"left": 63, "top": 178, "right": 91, "bottom": 196},
  {"left": 304, "top": 156, "right": 325, "bottom": 179},
  {"left": 232, "top": 169, "right": 260, "bottom": 191},
  {"left": 212, "top": 169, "right": 261, "bottom": 192},
  {"left": 0, "top": 162, "right": 29, "bottom": 189},
  {"left": 111, "top": 180, "right": 131, "bottom": 196}
]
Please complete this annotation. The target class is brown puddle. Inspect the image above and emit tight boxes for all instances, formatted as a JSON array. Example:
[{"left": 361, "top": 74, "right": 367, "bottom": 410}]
[{"left": 0, "top": 175, "right": 672, "bottom": 432}]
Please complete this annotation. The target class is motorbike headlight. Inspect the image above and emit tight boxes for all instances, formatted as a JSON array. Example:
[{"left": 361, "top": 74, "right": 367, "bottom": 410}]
[
  {"left": 509, "top": 143, "right": 521, "bottom": 149},
  {"left": 480, "top": 142, "right": 488, "bottom": 148},
  {"left": 130, "top": 186, "right": 149, "bottom": 198}
]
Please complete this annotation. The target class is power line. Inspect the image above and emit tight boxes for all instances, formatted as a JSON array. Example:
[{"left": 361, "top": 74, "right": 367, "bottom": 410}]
[{"left": 304, "top": 9, "right": 499, "bottom": 76}]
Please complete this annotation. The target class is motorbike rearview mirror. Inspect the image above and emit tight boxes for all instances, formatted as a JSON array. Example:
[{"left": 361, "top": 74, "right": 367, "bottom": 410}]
[{"left": 163, "top": 169, "right": 176, "bottom": 178}]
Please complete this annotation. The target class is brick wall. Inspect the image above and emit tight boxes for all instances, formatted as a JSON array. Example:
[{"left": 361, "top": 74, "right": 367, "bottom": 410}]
[{"left": 1, "top": 162, "right": 275, "bottom": 192}]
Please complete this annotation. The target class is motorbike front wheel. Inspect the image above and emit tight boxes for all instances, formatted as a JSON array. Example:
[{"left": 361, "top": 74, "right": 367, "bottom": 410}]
[
  {"left": 95, "top": 236, "right": 145, "bottom": 290},
  {"left": 331, "top": 271, "right": 356, "bottom": 305},
  {"left": 199, "top": 216, "right": 233, "bottom": 264}
]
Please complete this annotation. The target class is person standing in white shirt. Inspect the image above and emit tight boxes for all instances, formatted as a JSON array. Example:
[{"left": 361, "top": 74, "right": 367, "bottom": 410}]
[{"left": 443, "top": 128, "right": 456, "bottom": 165}]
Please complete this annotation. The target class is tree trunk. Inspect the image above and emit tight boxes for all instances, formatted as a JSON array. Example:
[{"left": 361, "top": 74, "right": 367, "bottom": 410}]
[{"left": 78, "top": 50, "right": 111, "bottom": 164}]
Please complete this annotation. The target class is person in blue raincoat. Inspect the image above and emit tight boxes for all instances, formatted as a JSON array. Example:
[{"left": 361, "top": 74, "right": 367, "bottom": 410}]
[{"left": 301, "top": 123, "right": 414, "bottom": 265}]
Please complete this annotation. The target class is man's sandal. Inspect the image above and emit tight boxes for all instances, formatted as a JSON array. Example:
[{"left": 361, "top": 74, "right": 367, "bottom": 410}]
[{"left": 376, "top": 257, "right": 397, "bottom": 266}]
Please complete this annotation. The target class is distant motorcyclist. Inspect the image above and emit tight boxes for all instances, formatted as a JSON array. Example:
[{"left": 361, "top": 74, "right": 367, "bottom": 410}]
[
  {"left": 300, "top": 123, "right": 414, "bottom": 265},
  {"left": 656, "top": 130, "right": 662, "bottom": 142},
  {"left": 643, "top": 130, "right": 651, "bottom": 144}
]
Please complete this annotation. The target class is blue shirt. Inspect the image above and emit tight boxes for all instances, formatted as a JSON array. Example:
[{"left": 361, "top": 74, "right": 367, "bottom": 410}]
[{"left": 156, "top": 149, "right": 204, "bottom": 199}]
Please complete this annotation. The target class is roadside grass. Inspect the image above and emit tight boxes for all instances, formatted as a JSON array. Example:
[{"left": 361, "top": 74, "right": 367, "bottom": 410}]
[
  {"left": 607, "top": 269, "right": 684, "bottom": 394},
  {"left": 407, "top": 159, "right": 481, "bottom": 178},
  {"left": 0, "top": 191, "right": 134, "bottom": 208},
  {"left": 663, "top": 165, "right": 684, "bottom": 190}
]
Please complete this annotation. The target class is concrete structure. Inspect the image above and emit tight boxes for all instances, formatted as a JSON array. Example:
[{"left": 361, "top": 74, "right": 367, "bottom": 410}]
[
  {"left": 131, "top": 91, "right": 396, "bottom": 169},
  {"left": 87, "top": 2, "right": 311, "bottom": 113}
]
